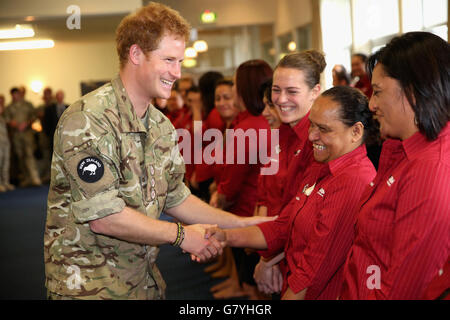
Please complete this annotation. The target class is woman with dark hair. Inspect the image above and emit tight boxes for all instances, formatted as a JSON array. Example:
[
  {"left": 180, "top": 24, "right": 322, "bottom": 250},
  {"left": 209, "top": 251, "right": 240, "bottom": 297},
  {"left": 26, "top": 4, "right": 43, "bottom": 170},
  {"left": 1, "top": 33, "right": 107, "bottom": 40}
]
[
  {"left": 340, "top": 31, "right": 450, "bottom": 300},
  {"left": 253, "top": 50, "right": 326, "bottom": 295},
  {"left": 205, "top": 86, "right": 377, "bottom": 299},
  {"left": 209, "top": 59, "right": 273, "bottom": 298}
]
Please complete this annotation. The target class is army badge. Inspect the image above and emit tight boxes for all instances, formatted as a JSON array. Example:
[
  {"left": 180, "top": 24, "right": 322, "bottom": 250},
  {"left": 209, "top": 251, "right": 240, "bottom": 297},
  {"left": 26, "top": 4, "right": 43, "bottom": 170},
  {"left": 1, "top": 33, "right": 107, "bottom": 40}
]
[{"left": 77, "top": 157, "right": 104, "bottom": 183}]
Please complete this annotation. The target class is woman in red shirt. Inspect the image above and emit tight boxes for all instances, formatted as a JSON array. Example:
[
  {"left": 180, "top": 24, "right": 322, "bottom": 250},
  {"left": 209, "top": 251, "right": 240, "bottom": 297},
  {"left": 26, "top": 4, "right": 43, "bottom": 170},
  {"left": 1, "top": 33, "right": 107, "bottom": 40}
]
[
  {"left": 253, "top": 51, "right": 326, "bottom": 295},
  {"left": 205, "top": 86, "right": 378, "bottom": 299},
  {"left": 340, "top": 32, "right": 449, "bottom": 300},
  {"left": 209, "top": 60, "right": 273, "bottom": 298}
]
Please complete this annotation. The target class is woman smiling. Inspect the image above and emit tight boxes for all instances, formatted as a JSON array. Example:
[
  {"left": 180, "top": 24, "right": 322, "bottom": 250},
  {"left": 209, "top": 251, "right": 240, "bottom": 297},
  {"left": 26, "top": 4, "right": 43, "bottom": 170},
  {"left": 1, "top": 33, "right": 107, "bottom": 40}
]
[{"left": 205, "top": 86, "right": 378, "bottom": 299}]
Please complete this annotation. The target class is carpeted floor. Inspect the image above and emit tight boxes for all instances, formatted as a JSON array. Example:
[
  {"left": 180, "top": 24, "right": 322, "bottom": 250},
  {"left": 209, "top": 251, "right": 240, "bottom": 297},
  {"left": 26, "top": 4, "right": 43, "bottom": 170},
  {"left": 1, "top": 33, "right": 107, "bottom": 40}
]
[{"left": 0, "top": 185, "right": 224, "bottom": 300}]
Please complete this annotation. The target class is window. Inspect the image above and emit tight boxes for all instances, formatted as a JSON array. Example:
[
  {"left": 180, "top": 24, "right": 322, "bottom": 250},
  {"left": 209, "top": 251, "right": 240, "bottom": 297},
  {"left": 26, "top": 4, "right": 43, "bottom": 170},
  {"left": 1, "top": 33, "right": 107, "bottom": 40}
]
[
  {"left": 320, "top": 0, "right": 352, "bottom": 89},
  {"left": 296, "top": 24, "right": 312, "bottom": 52},
  {"left": 320, "top": 0, "right": 448, "bottom": 89},
  {"left": 352, "top": 0, "right": 399, "bottom": 48},
  {"left": 402, "top": 0, "right": 448, "bottom": 40}
]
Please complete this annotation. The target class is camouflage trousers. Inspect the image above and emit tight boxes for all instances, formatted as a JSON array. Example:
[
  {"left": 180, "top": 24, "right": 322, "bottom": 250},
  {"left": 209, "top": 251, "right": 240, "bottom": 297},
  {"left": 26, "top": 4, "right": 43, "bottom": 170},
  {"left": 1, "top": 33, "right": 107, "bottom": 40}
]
[
  {"left": 0, "top": 141, "right": 10, "bottom": 186},
  {"left": 11, "top": 130, "right": 41, "bottom": 185}
]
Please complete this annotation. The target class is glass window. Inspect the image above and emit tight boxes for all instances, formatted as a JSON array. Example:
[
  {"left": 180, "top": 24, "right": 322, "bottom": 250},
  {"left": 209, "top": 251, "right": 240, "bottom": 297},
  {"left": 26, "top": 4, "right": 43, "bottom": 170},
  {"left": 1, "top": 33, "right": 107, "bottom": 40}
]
[
  {"left": 430, "top": 24, "right": 448, "bottom": 41},
  {"left": 321, "top": 0, "right": 353, "bottom": 89},
  {"left": 423, "top": 0, "right": 447, "bottom": 27},
  {"left": 278, "top": 32, "right": 293, "bottom": 57},
  {"left": 296, "top": 24, "right": 312, "bottom": 52},
  {"left": 352, "top": 0, "right": 399, "bottom": 46},
  {"left": 402, "top": 0, "right": 423, "bottom": 32}
]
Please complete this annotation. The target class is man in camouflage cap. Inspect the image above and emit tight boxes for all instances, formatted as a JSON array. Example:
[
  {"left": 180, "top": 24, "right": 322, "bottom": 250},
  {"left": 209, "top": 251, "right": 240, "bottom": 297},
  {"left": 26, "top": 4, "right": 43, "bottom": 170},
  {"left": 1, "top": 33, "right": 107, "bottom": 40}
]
[{"left": 44, "top": 2, "right": 274, "bottom": 300}]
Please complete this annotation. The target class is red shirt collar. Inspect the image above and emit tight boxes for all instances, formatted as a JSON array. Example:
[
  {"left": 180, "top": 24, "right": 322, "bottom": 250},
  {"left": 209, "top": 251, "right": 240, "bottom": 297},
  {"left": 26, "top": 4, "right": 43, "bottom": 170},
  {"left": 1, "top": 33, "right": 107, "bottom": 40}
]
[
  {"left": 382, "top": 122, "right": 450, "bottom": 161},
  {"left": 292, "top": 112, "right": 311, "bottom": 140},
  {"left": 402, "top": 122, "right": 450, "bottom": 160},
  {"left": 323, "top": 144, "right": 368, "bottom": 178}
]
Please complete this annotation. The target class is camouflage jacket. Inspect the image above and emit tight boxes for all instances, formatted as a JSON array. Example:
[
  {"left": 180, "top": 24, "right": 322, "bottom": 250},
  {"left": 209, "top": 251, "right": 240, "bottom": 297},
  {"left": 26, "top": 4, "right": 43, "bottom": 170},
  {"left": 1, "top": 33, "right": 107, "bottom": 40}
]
[
  {"left": 4, "top": 100, "right": 36, "bottom": 127},
  {"left": 44, "top": 75, "right": 190, "bottom": 299},
  {"left": 0, "top": 115, "right": 8, "bottom": 143}
]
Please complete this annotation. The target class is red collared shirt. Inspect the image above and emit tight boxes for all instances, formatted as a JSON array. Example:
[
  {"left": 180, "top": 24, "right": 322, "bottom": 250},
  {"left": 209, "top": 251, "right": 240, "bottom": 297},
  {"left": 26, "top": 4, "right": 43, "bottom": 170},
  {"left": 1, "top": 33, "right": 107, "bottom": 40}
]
[
  {"left": 195, "top": 111, "right": 244, "bottom": 183},
  {"left": 353, "top": 74, "right": 373, "bottom": 98},
  {"left": 256, "top": 123, "right": 299, "bottom": 216},
  {"left": 340, "top": 123, "right": 450, "bottom": 300},
  {"left": 217, "top": 111, "right": 271, "bottom": 216},
  {"left": 258, "top": 144, "right": 376, "bottom": 299},
  {"left": 192, "top": 108, "right": 225, "bottom": 183},
  {"left": 281, "top": 114, "right": 315, "bottom": 208}
]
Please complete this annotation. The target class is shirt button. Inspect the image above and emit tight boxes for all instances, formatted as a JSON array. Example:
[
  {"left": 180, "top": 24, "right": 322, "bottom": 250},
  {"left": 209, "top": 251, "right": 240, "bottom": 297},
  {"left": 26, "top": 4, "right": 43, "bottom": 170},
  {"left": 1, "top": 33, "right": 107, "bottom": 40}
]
[
  {"left": 295, "top": 196, "right": 300, "bottom": 201},
  {"left": 151, "top": 189, "right": 156, "bottom": 200},
  {"left": 151, "top": 178, "right": 155, "bottom": 187},
  {"left": 150, "top": 165, "right": 155, "bottom": 175}
]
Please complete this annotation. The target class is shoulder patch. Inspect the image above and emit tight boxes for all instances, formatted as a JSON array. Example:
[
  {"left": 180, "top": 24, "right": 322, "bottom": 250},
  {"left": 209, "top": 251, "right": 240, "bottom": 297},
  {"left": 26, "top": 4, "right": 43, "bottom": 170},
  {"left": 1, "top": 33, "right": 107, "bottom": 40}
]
[{"left": 77, "top": 157, "right": 105, "bottom": 183}]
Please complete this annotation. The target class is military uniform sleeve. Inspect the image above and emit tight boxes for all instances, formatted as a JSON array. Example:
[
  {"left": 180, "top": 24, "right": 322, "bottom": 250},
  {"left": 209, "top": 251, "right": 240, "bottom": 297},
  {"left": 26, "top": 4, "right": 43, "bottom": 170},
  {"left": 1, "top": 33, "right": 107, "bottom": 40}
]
[
  {"left": 163, "top": 128, "right": 190, "bottom": 209},
  {"left": 56, "top": 110, "right": 125, "bottom": 224}
]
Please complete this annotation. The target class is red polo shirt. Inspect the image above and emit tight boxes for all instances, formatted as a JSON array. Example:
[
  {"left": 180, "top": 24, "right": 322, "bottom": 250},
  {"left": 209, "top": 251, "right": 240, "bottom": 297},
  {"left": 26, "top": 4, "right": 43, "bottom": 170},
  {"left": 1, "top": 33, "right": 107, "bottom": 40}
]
[
  {"left": 217, "top": 111, "right": 271, "bottom": 217},
  {"left": 256, "top": 123, "right": 298, "bottom": 216},
  {"left": 280, "top": 114, "right": 315, "bottom": 209},
  {"left": 353, "top": 74, "right": 373, "bottom": 98},
  {"left": 340, "top": 123, "right": 450, "bottom": 300},
  {"left": 258, "top": 144, "right": 376, "bottom": 299}
]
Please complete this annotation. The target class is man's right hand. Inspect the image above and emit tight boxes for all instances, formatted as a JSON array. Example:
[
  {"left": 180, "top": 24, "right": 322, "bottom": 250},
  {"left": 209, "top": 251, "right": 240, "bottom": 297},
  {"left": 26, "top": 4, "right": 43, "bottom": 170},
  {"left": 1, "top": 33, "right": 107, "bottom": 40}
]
[{"left": 181, "top": 224, "right": 225, "bottom": 262}]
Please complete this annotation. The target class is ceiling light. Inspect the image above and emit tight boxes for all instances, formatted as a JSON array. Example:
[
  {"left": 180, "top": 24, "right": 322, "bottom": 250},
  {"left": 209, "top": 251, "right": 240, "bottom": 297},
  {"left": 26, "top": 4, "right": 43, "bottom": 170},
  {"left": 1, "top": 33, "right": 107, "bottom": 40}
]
[
  {"left": 183, "top": 59, "right": 197, "bottom": 68},
  {"left": 287, "top": 41, "right": 297, "bottom": 52},
  {"left": 0, "top": 25, "right": 35, "bottom": 39},
  {"left": 30, "top": 80, "right": 44, "bottom": 93},
  {"left": 201, "top": 10, "right": 216, "bottom": 24},
  {"left": 0, "top": 39, "right": 54, "bottom": 51},
  {"left": 185, "top": 47, "right": 197, "bottom": 58},
  {"left": 193, "top": 40, "right": 208, "bottom": 53}
]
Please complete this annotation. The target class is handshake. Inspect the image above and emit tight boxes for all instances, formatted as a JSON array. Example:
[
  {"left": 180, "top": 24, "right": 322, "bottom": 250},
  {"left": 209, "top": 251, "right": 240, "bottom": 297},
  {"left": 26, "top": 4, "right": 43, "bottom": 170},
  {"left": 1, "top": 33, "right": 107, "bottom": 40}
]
[
  {"left": 180, "top": 223, "right": 283, "bottom": 295},
  {"left": 180, "top": 224, "right": 227, "bottom": 263}
]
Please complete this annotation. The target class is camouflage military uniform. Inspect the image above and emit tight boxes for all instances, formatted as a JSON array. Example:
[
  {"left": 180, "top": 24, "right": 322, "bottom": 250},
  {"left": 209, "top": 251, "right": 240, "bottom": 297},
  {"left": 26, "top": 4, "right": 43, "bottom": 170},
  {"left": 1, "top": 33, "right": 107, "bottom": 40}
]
[
  {"left": 3, "top": 100, "right": 40, "bottom": 185},
  {"left": 44, "top": 76, "right": 190, "bottom": 300},
  {"left": 0, "top": 114, "right": 11, "bottom": 190}
]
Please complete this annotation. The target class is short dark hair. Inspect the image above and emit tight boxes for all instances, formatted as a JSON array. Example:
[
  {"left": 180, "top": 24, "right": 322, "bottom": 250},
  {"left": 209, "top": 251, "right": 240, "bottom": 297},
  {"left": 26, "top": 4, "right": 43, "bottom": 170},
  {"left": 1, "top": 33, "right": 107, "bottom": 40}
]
[
  {"left": 236, "top": 60, "right": 273, "bottom": 116},
  {"left": 367, "top": 32, "right": 450, "bottom": 141},
  {"left": 352, "top": 53, "right": 368, "bottom": 63},
  {"left": 10, "top": 87, "right": 19, "bottom": 95},
  {"left": 199, "top": 71, "right": 224, "bottom": 116},
  {"left": 214, "top": 79, "right": 234, "bottom": 90},
  {"left": 186, "top": 85, "right": 200, "bottom": 95},
  {"left": 322, "top": 86, "right": 380, "bottom": 146}
]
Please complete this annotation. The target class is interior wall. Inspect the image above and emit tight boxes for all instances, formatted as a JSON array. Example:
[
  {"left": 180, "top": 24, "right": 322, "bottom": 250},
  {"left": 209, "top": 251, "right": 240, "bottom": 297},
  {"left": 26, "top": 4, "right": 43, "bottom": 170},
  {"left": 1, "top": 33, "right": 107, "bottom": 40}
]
[
  {"left": 0, "top": 40, "right": 119, "bottom": 106},
  {"left": 275, "top": 0, "right": 313, "bottom": 36}
]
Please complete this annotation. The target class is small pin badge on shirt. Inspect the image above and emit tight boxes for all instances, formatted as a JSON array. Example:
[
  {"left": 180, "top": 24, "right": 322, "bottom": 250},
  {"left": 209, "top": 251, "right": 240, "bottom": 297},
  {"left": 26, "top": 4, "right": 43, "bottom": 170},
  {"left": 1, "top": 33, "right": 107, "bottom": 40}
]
[
  {"left": 294, "top": 149, "right": 301, "bottom": 156},
  {"left": 387, "top": 176, "right": 395, "bottom": 187},
  {"left": 302, "top": 183, "right": 316, "bottom": 196},
  {"left": 317, "top": 188, "right": 325, "bottom": 197}
]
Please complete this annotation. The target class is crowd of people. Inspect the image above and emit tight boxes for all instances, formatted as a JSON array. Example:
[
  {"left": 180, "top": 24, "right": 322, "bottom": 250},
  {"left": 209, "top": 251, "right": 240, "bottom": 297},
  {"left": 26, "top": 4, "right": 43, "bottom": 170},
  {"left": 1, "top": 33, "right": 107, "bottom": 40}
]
[
  {"left": 3, "top": 2, "right": 446, "bottom": 301},
  {"left": 140, "top": 30, "right": 448, "bottom": 300},
  {"left": 154, "top": 50, "right": 385, "bottom": 300},
  {"left": 0, "top": 86, "right": 68, "bottom": 191}
]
